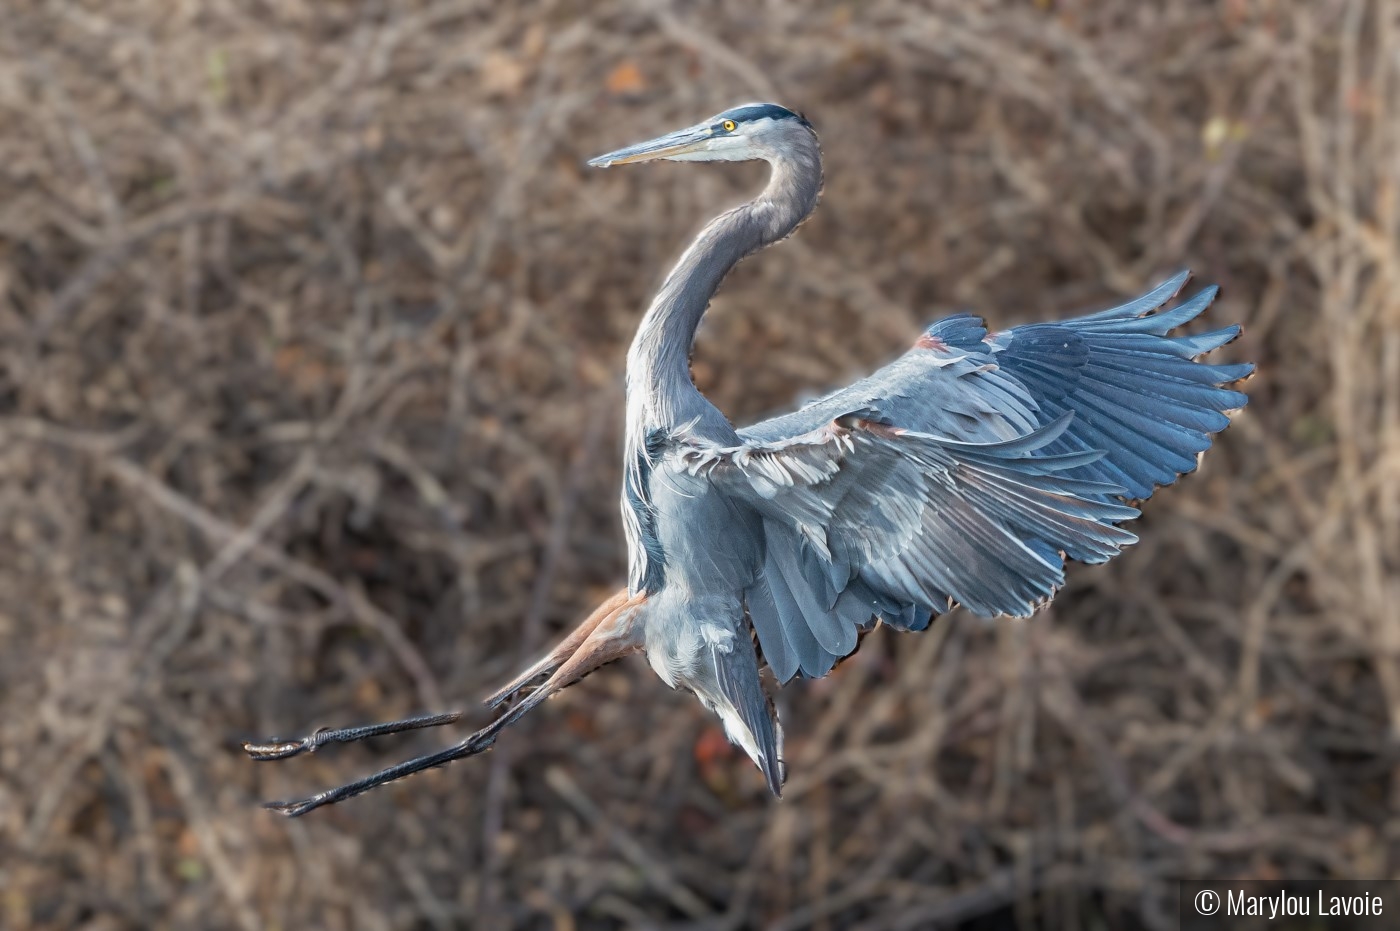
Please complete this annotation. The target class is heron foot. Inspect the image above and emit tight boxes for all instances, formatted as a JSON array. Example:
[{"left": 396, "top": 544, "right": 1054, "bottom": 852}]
[
  {"left": 242, "top": 711, "right": 462, "bottom": 761},
  {"left": 253, "top": 719, "right": 505, "bottom": 817}
]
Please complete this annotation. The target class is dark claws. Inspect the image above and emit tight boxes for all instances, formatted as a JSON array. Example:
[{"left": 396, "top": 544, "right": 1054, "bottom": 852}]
[
  {"left": 242, "top": 711, "right": 463, "bottom": 763},
  {"left": 262, "top": 797, "right": 327, "bottom": 817},
  {"left": 243, "top": 738, "right": 317, "bottom": 761},
  {"left": 245, "top": 711, "right": 509, "bottom": 817}
]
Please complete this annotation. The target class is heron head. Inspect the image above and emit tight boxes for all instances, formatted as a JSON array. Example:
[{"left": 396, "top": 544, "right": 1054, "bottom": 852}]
[{"left": 588, "top": 103, "right": 814, "bottom": 168}]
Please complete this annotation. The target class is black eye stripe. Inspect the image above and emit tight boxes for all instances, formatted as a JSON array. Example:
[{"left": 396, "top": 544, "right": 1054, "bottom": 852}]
[{"left": 715, "top": 103, "right": 809, "bottom": 127}]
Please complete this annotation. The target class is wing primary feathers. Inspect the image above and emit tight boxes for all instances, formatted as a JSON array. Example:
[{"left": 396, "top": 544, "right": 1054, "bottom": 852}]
[{"left": 688, "top": 271, "right": 1253, "bottom": 679}]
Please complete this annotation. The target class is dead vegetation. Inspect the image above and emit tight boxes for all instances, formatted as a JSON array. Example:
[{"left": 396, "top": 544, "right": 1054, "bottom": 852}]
[{"left": 1, "top": 1, "right": 1398, "bottom": 928}]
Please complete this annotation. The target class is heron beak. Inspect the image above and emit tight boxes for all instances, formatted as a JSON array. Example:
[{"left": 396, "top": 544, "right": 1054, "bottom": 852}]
[{"left": 587, "top": 123, "right": 714, "bottom": 167}]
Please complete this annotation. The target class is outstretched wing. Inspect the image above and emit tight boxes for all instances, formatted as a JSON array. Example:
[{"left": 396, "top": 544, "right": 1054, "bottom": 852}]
[
  {"left": 677, "top": 413, "right": 1138, "bottom": 681},
  {"left": 704, "top": 272, "right": 1251, "bottom": 682},
  {"left": 978, "top": 274, "right": 1253, "bottom": 498}
]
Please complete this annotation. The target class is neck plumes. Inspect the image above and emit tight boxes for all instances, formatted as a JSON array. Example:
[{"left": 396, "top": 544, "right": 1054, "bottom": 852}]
[{"left": 626, "top": 138, "right": 823, "bottom": 431}]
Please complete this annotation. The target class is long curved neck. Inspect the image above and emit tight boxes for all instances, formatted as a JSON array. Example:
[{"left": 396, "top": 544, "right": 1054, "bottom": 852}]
[{"left": 627, "top": 139, "right": 822, "bottom": 431}]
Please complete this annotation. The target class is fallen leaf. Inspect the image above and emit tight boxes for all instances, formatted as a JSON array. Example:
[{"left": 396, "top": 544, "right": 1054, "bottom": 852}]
[
  {"left": 1201, "top": 115, "right": 1231, "bottom": 160},
  {"left": 606, "top": 61, "right": 645, "bottom": 96},
  {"left": 176, "top": 857, "right": 205, "bottom": 882},
  {"left": 481, "top": 51, "right": 527, "bottom": 97},
  {"left": 694, "top": 725, "right": 734, "bottom": 766},
  {"left": 521, "top": 23, "right": 547, "bottom": 61},
  {"left": 206, "top": 49, "right": 229, "bottom": 104}
]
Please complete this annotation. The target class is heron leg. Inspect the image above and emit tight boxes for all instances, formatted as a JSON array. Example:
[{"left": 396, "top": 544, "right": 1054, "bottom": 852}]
[
  {"left": 250, "top": 592, "right": 646, "bottom": 817},
  {"left": 243, "top": 711, "right": 462, "bottom": 761},
  {"left": 259, "top": 688, "right": 547, "bottom": 816},
  {"left": 481, "top": 588, "right": 631, "bottom": 709}
]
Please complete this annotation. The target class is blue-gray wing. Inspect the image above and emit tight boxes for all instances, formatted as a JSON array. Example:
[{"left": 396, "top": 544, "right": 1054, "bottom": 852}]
[
  {"left": 679, "top": 415, "right": 1139, "bottom": 682},
  {"left": 977, "top": 274, "right": 1252, "bottom": 498},
  {"left": 722, "top": 271, "right": 1251, "bottom": 681}
]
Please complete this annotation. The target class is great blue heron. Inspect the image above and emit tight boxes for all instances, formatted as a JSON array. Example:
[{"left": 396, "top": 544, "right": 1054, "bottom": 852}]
[{"left": 245, "top": 103, "right": 1253, "bottom": 815}]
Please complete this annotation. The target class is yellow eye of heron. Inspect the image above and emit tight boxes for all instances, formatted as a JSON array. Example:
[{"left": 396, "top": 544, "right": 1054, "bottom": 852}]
[{"left": 722, "top": 119, "right": 737, "bottom": 132}]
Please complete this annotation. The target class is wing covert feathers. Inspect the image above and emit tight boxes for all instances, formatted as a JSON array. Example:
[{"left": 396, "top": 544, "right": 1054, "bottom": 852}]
[{"left": 706, "top": 272, "right": 1251, "bottom": 681}]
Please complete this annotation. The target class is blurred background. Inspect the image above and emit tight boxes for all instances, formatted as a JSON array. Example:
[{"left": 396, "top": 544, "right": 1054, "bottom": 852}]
[{"left": 1, "top": 1, "right": 1397, "bottom": 928}]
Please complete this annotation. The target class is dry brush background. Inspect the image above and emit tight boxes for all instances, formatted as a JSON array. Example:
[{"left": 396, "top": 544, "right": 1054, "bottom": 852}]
[{"left": 2, "top": 1, "right": 1398, "bottom": 929}]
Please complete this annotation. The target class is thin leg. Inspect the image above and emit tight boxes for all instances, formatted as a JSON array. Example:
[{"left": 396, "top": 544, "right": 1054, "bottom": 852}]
[
  {"left": 262, "top": 681, "right": 552, "bottom": 816},
  {"left": 481, "top": 589, "right": 629, "bottom": 709},
  {"left": 243, "top": 711, "right": 461, "bottom": 761},
  {"left": 264, "top": 740, "right": 485, "bottom": 817},
  {"left": 250, "top": 590, "right": 647, "bottom": 817}
]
